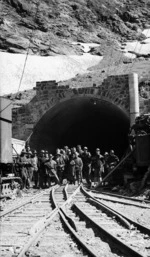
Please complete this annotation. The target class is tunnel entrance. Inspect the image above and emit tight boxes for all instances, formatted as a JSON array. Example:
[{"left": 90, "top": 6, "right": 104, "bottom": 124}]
[{"left": 30, "top": 97, "right": 130, "bottom": 157}]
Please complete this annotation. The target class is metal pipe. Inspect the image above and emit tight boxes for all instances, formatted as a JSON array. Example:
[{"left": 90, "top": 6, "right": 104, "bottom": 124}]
[{"left": 129, "top": 73, "right": 140, "bottom": 126}]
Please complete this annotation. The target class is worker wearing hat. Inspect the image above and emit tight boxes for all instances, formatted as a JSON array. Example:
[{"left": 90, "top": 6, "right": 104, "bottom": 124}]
[
  {"left": 67, "top": 152, "right": 83, "bottom": 185},
  {"left": 76, "top": 145, "right": 83, "bottom": 157},
  {"left": 55, "top": 150, "right": 65, "bottom": 184},
  {"left": 81, "top": 146, "right": 92, "bottom": 186},
  {"left": 45, "top": 150, "right": 49, "bottom": 160},
  {"left": 19, "top": 149, "right": 30, "bottom": 189},
  {"left": 104, "top": 152, "right": 109, "bottom": 178},
  {"left": 38, "top": 150, "right": 48, "bottom": 188},
  {"left": 31, "top": 150, "right": 39, "bottom": 188},
  {"left": 45, "top": 154, "right": 60, "bottom": 186},
  {"left": 74, "top": 152, "right": 83, "bottom": 185},
  {"left": 26, "top": 149, "right": 33, "bottom": 186},
  {"left": 106, "top": 150, "right": 119, "bottom": 185},
  {"left": 107, "top": 150, "right": 119, "bottom": 167},
  {"left": 91, "top": 148, "right": 104, "bottom": 187}
]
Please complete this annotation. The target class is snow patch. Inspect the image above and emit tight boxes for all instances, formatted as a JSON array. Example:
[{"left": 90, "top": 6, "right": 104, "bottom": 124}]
[
  {"left": 123, "top": 27, "right": 150, "bottom": 58},
  {"left": 72, "top": 42, "right": 100, "bottom": 53},
  {"left": 125, "top": 41, "right": 150, "bottom": 56},
  {"left": 142, "top": 29, "right": 150, "bottom": 38},
  {"left": 0, "top": 52, "right": 103, "bottom": 96}
]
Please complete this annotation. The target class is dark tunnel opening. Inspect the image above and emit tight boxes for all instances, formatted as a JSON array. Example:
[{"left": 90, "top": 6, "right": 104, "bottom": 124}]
[{"left": 30, "top": 97, "right": 130, "bottom": 157}]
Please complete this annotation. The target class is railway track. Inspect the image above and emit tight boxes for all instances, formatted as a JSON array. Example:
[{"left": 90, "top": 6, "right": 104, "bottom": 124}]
[
  {"left": 0, "top": 184, "right": 150, "bottom": 257},
  {"left": 89, "top": 190, "right": 150, "bottom": 209},
  {"left": 98, "top": 191, "right": 150, "bottom": 204},
  {"left": 17, "top": 184, "right": 85, "bottom": 257},
  {"left": 88, "top": 189, "right": 150, "bottom": 229},
  {"left": 0, "top": 186, "right": 59, "bottom": 256},
  {"left": 62, "top": 185, "right": 150, "bottom": 257}
]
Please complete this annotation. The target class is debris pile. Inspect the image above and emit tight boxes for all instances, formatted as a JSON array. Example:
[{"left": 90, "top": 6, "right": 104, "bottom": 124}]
[{"left": 130, "top": 114, "right": 150, "bottom": 136}]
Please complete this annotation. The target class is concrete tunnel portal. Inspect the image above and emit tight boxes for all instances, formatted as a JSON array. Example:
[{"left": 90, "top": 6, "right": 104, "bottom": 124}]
[{"left": 30, "top": 97, "right": 130, "bottom": 157}]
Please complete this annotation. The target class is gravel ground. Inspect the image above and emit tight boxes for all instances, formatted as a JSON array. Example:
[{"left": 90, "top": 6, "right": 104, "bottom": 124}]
[
  {"left": 1, "top": 187, "right": 150, "bottom": 256},
  {"left": 67, "top": 204, "right": 126, "bottom": 257},
  {"left": 101, "top": 200, "right": 150, "bottom": 229},
  {"left": 28, "top": 214, "right": 87, "bottom": 257},
  {"left": 0, "top": 188, "right": 42, "bottom": 213}
]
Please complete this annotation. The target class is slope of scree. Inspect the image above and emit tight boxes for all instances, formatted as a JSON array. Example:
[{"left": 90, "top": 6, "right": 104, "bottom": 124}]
[
  {"left": 2, "top": 0, "right": 150, "bottom": 105},
  {"left": 0, "top": 0, "right": 149, "bottom": 55}
]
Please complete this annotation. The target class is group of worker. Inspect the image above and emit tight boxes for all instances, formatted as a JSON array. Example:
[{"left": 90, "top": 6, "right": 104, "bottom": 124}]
[{"left": 16, "top": 145, "right": 119, "bottom": 189}]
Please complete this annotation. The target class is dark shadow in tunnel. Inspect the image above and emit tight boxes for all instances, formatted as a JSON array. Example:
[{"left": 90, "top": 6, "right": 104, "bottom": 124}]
[{"left": 30, "top": 97, "right": 130, "bottom": 157}]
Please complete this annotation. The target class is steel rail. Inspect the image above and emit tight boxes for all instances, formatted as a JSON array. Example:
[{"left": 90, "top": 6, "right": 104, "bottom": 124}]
[
  {"left": 59, "top": 207, "right": 98, "bottom": 257},
  {"left": 17, "top": 185, "right": 81, "bottom": 257},
  {"left": 88, "top": 189, "right": 150, "bottom": 209},
  {"left": 93, "top": 194, "right": 150, "bottom": 209},
  {"left": 97, "top": 191, "right": 150, "bottom": 204},
  {"left": 94, "top": 197, "right": 150, "bottom": 236},
  {"left": 51, "top": 184, "right": 80, "bottom": 209},
  {"left": 72, "top": 204, "right": 146, "bottom": 257},
  {"left": 0, "top": 187, "right": 56, "bottom": 218},
  {"left": 52, "top": 184, "right": 99, "bottom": 257},
  {"left": 82, "top": 187, "right": 131, "bottom": 229},
  {"left": 82, "top": 186, "right": 150, "bottom": 236},
  {"left": 17, "top": 208, "right": 59, "bottom": 257},
  {"left": 16, "top": 185, "right": 60, "bottom": 257},
  {"left": 0, "top": 185, "right": 59, "bottom": 257}
]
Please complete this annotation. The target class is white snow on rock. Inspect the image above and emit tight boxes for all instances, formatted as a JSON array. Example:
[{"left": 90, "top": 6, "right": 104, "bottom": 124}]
[
  {"left": 72, "top": 42, "right": 100, "bottom": 53},
  {"left": 144, "top": 38, "right": 150, "bottom": 43},
  {"left": 123, "top": 28, "right": 150, "bottom": 58},
  {"left": 142, "top": 29, "right": 150, "bottom": 38},
  {"left": 125, "top": 40, "right": 150, "bottom": 55},
  {"left": 123, "top": 51, "right": 136, "bottom": 59},
  {"left": 0, "top": 51, "right": 103, "bottom": 96}
]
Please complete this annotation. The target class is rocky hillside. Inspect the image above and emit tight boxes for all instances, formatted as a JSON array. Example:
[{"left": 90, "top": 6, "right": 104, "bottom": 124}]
[
  {"left": 0, "top": 0, "right": 150, "bottom": 55},
  {"left": 1, "top": 0, "right": 150, "bottom": 104}
]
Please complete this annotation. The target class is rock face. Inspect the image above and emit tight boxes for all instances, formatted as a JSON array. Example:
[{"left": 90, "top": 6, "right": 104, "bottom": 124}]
[{"left": 0, "top": 0, "right": 149, "bottom": 55}]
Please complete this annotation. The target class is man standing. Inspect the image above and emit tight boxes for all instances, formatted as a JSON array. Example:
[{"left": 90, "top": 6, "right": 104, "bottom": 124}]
[
  {"left": 74, "top": 153, "right": 83, "bottom": 185},
  {"left": 104, "top": 152, "right": 109, "bottom": 175},
  {"left": 76, "top": 145, "right": 83, "bottom": 157},
  {"left": 26, "top": 145, "right": 32, "bottom": 155},
  {"left": 55, "top": 151, "right": 65, "bottom": 184},
  {"left": 19, "top": 149, "right": 30, "bottom": 189},
  {"left": 107, "top": 150, "right": 119, "bottom": 184},
  {"left": 31, "top": 150, "right": 39, "bottom": 188},
  {"left": 38, "top": 150, "right": 47, "bottom": 188},
  {"left": 26, "top": 151, "right": 33, "bottom": 187},
  {"left": 68, "top": 154, "right": 76, "bottom": 184},
  {"left": 45, "top": 151, "right": 49, "bottom": 160},
  {"left": 81, "top": 147, "right": 91, "bottom": 186},
  {"left": 45, "top": 154, "right": 59, "bottom": 187},
  {"left": 91, "top": 148, "right": 104, "bottom": 187},
  {"left": 107, "top": 150, "right": 119, "bottom": 170}
]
